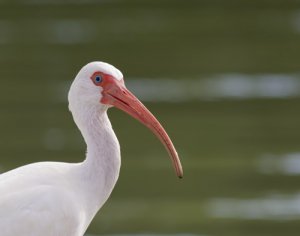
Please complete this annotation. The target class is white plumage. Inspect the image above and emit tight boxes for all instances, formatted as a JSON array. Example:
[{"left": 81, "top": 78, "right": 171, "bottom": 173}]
[{"left": 0, "top": 62, "right": 183, "bottom": 236}]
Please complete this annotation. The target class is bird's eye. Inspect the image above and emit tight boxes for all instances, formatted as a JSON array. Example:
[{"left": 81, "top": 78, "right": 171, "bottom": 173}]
[{"left": 94, "top": 75, "right": 102, "bottom": 83}]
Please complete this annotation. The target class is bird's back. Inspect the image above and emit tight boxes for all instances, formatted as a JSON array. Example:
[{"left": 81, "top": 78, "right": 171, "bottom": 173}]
[{"left": 0, "top": 162, "right": 88, "bottom": 236}]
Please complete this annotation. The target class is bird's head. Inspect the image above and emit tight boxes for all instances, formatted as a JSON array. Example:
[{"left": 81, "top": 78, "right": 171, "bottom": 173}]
[{"left": 69, "top": 61, "right": 183, "bottom": 178}]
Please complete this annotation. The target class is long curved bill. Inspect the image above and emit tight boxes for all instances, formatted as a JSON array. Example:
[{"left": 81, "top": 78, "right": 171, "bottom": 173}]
[{"left": 101, "top": 79, "right": 183, "bottom": 178}]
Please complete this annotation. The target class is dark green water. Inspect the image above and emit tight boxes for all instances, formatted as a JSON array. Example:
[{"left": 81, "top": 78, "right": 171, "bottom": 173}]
[{"left": 0, "top": 1, "right": 300, "bottom": 235}]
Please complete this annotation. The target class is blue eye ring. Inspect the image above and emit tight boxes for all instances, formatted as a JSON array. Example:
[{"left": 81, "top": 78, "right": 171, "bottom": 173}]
[{"left": 94, "top": 75, "right": 102, "bottom": 83}]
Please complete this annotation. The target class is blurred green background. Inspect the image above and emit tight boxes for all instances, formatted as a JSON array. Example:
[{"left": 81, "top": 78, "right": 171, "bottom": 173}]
[{"left": 1, "top": 0, "right": 300, "bottom": 235}]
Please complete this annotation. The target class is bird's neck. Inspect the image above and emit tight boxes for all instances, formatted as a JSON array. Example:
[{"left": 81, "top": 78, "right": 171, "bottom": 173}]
[{"left": 71, "top": 103, "right": 121, "bottom": 211}]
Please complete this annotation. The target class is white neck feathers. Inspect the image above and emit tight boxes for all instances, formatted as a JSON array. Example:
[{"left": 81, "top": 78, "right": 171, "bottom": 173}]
[{"left": 69, "top": 96, "right": 121, "bottom": 214}]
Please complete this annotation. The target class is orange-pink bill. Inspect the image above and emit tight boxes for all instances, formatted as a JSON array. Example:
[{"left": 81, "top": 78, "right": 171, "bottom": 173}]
[{"left": 101, "top": 78, "right": 183, "bottom": 178}]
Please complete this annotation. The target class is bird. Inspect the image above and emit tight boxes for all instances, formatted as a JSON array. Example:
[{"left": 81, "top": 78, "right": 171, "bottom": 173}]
[{"left": 0, "top": 62, "right": 183, "bottom": 236}]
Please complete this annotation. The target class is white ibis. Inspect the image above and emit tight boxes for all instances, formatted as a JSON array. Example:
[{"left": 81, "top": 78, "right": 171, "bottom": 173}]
[{"left": 0, "top": 62, "right": 183, "bottom": 236}]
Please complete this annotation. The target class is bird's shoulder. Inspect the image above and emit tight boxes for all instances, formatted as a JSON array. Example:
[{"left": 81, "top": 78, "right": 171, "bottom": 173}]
[
  {"left": 0, "top": 162, "right": 88, "bottom": 235},
  {"left": 0, "top": 184, "right": 85, "bottom": 236},
  {"left": 0, "top": 161, "right": 82, "bottom": 212},
  {"left": 0, "top": 161, "right": 75, "bottom": 187}
]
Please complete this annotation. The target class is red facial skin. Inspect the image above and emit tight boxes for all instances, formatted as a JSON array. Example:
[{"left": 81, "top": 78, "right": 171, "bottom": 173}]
[{"left": 90, "top": 72, "right": 183, "bottom": 178}]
